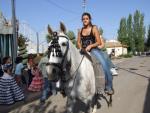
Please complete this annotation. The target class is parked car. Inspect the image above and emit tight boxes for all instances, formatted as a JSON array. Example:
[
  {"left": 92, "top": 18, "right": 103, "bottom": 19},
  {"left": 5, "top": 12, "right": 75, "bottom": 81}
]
[{"left": 146, "top": 51, "right": 150, "bottom": 56}]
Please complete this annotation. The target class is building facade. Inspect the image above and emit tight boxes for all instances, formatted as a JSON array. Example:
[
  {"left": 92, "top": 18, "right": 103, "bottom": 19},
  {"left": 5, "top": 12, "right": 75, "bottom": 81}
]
[
  {"left": 0, "top": 11, "right": 13, "bottom": 62},
  {"left": 105, "top": 40, "right": 128, "bottom": 57}
]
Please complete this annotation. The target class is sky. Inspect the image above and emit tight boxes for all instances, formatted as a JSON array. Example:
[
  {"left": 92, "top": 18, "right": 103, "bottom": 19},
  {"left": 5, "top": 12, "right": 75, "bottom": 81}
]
[{"left": 0, "top": 0, "right": 150, "bottom": 43}]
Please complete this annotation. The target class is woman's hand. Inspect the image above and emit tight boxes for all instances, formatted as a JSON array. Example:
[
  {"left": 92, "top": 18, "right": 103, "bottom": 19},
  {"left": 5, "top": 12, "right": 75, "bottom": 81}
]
[{"left": 86, "top": 45, "right": 92, "bottom": 52}]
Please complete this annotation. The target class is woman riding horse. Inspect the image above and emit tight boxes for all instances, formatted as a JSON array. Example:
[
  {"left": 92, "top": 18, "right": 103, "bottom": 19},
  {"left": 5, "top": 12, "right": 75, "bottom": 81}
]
[
  {"left": 77, "top": 12, "right": 114, "bottom": 95},
  {"left": 43, "top": 19, "right": 113, "bottom": 112}
]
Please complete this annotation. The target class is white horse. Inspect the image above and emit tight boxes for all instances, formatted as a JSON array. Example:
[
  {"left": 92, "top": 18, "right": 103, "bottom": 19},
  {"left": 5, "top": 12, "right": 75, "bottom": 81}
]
[{"left": 45, "top": 22, "right": 98, "bottom": 113}]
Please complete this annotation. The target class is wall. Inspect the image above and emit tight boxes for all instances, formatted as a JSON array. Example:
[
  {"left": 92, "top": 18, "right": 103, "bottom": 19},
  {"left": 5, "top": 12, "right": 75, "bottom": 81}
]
[{"left": 106, "top": 47, "right": 127, "bottom": 57}]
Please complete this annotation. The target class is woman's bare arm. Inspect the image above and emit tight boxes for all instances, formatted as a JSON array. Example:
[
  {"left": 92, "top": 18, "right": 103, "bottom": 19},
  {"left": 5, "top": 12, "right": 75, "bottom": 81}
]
[
  {"left": 98, "top": 35, "right": 105, "bottom": 49},
  {"left": 89, "top": 26, "right": 104, "bottom": 48},
  {"left": 77, "top": 29, "right": 82, "bottom": 49}
]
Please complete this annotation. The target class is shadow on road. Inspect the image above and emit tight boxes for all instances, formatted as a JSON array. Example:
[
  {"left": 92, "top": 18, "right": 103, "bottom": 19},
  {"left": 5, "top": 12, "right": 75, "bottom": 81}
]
[
  {"left": 73, "top": 99, "right": 94, "bottom": 113},
  {"left": 143, "top": 79, "right": 150, "bottom": 113},
  {"left": 10, "top": 100, "right": 66, "bottom": 113},
  {"left": 118, "top": 67, "right": 150, "bottom": 79},
  {"left": 0, "top": 91, "right": 41, "bottom": 113}
]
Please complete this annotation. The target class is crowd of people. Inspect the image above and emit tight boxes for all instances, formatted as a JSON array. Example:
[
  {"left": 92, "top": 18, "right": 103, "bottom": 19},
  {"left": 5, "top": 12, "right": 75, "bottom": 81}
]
[
  {"left": 0, "top": 56, "right": 24, "bottom": 105},
  {"left": 0, "top": 55, "right": 44, "bottom": 105},
  {"left": 0, "top": 53, "right": 60, "bottom": 106}
]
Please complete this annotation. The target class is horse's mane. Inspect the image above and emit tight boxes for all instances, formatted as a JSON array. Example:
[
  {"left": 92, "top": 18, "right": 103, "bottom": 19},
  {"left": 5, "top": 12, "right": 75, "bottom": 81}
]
[{"left": 66, "top": 39, "right": 83, "bottom": 75}]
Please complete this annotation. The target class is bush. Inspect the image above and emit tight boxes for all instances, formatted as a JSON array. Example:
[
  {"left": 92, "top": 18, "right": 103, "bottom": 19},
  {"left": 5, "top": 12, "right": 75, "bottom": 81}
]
[{"left": 119, "top": 53, "right": 133, "bottom": 58}]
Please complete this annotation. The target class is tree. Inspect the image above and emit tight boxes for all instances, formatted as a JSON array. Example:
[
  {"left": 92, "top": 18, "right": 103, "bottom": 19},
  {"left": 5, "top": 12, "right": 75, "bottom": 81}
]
[
  {"left": 117, "top": 18, "right": 128, "bottom": 45},
  {"left": 18, "top": 34, "right": 29, "bottom": 47},
  {"left": 46, "top": 34, "right": 53, "bottom": 43},
  {"left": 99, "top": 27, "right": 103, "bottom": 35},
  {"left": 133, "top": 10, "right": 145, "bottom": 52},
  {"left": 66, "top": 30, "right": 76, "bottom": 45},
  {"left": 117, "top": 10, "right": 146, "bottom": 53},
  {"left": 146, "top": 25, "right": 150, "bottom": 50},
  {"left": 17, "top": 34, "right": 29, "bottom": 65},
  {"left": 127, "top": 14, "right": 135, "bottom": 52},
  {"left": 139, "top": 14, "right": 145, "bottom": 52}
]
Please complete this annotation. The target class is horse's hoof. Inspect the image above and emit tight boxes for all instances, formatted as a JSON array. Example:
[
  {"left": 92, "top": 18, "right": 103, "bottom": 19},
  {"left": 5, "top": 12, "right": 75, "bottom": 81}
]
[
  {"left": 60, "top": 90, "right": 66, "bottom": 97},
  {"left": 92, "top": 109, "right": 97, "bottom": 113},
  {"left": 92, "top": 106, "right": 97, "bottom": 113}
]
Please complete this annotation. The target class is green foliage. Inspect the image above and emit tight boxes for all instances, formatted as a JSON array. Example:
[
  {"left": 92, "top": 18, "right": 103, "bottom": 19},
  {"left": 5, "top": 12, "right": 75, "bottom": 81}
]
[
  {"left": 133, "top": 10, "right": 145, "bottom": 52},
  {"left": 46, "top": 34, "right": 53, "bottom": 43},
  {"left": 119, "top": 53, "right": 133, "bottom": 58},
  {"left": 117, "top": 10, "right": 146, "bottom": 53},
  {"left": 146, "top": 25, "right": 150, "bottom": 50},
  {"left": 99, "top": 27, "right": 103, "bottom": 35},
  {"left": 17, "top": 34, "right": 28, "bottom": 65},
  {"left": 67, "top": 30, "right": 75, "bottom": 40},
  {"left": 18, "top": 34, "right": 29, "bottom": 47},
  {"left": 127, "top": 14, "right": 135, "bottom": 52},
  {"left": 66, "top": 30, "right": 77, "bottom": 45},
  {"left": 118, "top": 18, "right": 128, "bottom": 45}
]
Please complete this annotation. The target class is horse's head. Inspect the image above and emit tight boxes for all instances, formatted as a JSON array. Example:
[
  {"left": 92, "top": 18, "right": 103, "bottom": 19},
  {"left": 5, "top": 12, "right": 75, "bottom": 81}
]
[{"left": 46, "top": 22, "right": 71, "bottom": 81}]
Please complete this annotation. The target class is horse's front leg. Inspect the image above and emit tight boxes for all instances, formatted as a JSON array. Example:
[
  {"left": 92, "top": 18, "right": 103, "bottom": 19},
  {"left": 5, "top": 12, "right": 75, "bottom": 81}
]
[
  {"left": 92, "top": 105, "right": 97, "bottom": 113},
  {"left": 66, "top": 96, "right": 76, "bottom": 113},
  {"left": 91, "top": 94, "right": 98, "bottom": 113},
  {"left": 85, "top": 94, "right": 98, "bottom": 113},
  {"left": 83, "top": 98, "right": 93, "bottom": 113}
]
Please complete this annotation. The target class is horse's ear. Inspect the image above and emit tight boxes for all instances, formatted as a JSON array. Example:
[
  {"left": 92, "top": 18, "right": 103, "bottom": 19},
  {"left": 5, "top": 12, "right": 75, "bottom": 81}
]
[
  {"left": 60, "top": 22, "right": 66, "bottom": 34},
  {"left": 47, "top": 24, "right": 53, "bottom": 35}
]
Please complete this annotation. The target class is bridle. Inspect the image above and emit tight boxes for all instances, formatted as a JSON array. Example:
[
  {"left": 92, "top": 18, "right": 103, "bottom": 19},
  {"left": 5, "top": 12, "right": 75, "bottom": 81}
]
[
  {"left": 47, "top": 32, "right": 85, "bottom": 86},
  {"left": 47, "top": 32, "right": 70, "bottom": 75}
]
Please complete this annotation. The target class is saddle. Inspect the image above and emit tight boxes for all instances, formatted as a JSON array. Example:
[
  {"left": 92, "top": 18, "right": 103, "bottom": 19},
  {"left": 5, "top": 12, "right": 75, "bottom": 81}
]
[{"left": 84, "top": 53, "right": 105, "bottom": 92}]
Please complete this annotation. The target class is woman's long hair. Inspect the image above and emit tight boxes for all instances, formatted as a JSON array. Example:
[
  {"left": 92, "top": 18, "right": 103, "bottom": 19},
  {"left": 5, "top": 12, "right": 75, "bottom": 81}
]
[{"left": 82, "top": 12, "right": 93, "bottom": 26}]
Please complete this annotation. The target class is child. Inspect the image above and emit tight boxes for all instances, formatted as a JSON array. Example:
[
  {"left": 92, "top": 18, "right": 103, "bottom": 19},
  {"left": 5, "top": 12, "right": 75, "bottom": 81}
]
[
  {"left": 28, "top": 63, "right": 43, "bottom": 91},
  {"left": 0, "top": 63, "right": 24, "bottom": 105},
  {"left": 15, "top": 56, "right": 24, "bottom": 86},
  {"left": 27, "top": 56, "right": 34, "bottom": 86},
  {"left": 1, "top": 56, "right": 11, "bottom": 77}
]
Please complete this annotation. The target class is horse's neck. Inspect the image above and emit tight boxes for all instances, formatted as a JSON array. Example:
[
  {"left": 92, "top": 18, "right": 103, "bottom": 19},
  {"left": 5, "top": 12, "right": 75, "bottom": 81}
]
[
  {"left": 69, "top": 42, "right": 94, "bottom": 74},
  {"left": 69, "top": 41, "right": 83, "bottom": 74}
]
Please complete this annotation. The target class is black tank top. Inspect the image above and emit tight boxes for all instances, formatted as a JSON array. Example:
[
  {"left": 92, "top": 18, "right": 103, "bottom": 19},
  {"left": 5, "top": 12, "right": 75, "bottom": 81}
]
[{"left": 80, "top": 26, "right": 96, "bottom": 49}]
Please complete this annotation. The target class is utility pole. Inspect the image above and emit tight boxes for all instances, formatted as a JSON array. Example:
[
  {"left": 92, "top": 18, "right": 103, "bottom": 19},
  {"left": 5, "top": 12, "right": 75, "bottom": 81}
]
[
  {"left": 82, "top": 0, "right": 87, "bottom": 12},
  {"left": 11, "top": 0, "right": 17, "bottom": 68},
  {"left": 36, "top": 32, "right": 39, "bottom": 54}
]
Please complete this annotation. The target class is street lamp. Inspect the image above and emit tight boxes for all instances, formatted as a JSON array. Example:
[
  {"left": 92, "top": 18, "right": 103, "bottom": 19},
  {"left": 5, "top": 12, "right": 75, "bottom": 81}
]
[{"left": 82, "top": 0, "right": 87, "bottom": 12}]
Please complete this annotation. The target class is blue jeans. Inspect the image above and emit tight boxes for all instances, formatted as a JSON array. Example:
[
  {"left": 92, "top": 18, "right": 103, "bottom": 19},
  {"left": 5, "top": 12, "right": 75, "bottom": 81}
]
[
  {"left": 90, "top": 48, "right": 113, "bottom": 91},
  {"left": 41, "top": 78, "right": 57, "bottom": 101},
  {"left": 103, "top": 52, "right": 116, "bottom": 68}
]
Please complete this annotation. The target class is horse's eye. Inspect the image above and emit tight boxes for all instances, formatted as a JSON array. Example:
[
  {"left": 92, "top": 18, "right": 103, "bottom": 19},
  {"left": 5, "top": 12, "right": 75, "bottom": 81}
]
[{"left": 62, "top": 42, "right": 67, "bottom": 46}]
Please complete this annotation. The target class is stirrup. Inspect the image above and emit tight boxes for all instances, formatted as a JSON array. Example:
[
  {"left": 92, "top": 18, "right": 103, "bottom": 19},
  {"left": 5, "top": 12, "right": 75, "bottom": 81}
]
[{"left": 104, "top": 89, "right": 114, "bottom": 95}]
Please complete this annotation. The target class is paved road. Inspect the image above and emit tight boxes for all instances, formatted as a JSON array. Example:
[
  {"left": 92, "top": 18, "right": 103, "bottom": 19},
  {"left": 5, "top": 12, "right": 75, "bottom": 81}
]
[
  {"left": 97, "top": 56, "right": 150, "bottom": 113},
  {"left": 2, "top": 56, "right": 150, "bottom": 113}
]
